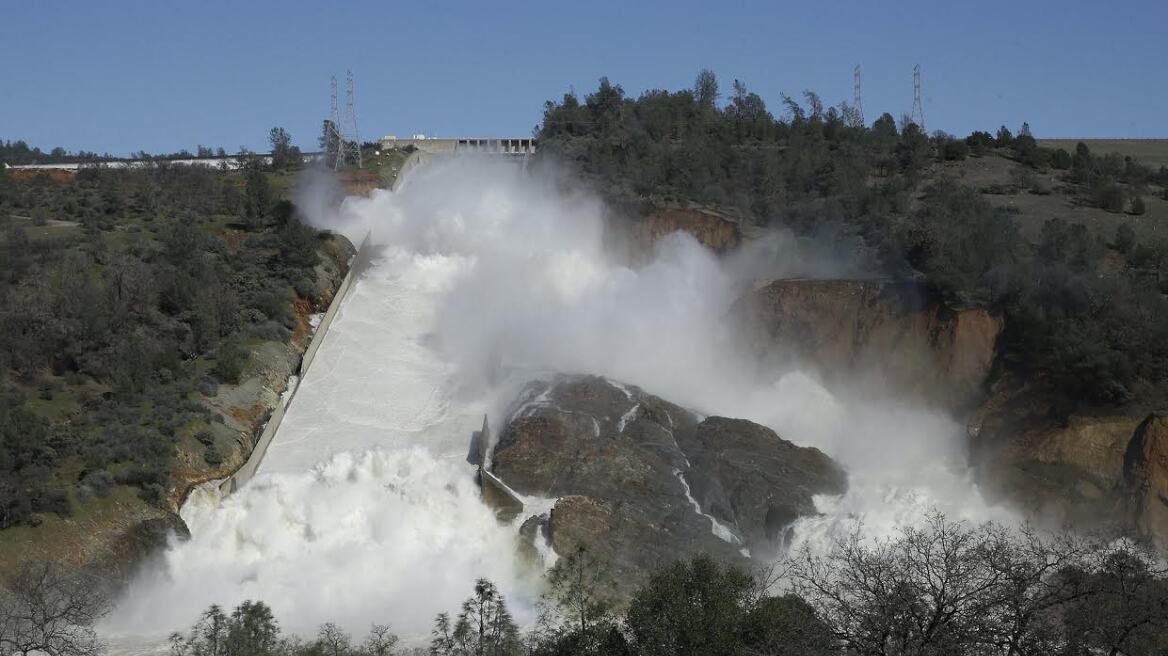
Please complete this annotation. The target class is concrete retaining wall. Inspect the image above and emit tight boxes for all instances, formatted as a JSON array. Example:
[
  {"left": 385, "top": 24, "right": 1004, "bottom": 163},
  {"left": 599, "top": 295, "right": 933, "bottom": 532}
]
[
  {"left": 218, "top": 232, "right": 374, "bottom": 495},
  {"left": 391, "top": 151, "right": 435, "bottom": 192}
]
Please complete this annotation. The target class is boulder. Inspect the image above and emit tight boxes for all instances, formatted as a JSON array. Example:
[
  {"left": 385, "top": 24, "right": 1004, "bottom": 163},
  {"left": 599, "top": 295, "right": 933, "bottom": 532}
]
[{"left": 491, "top": 375, "right": 845, "bottom": 594}]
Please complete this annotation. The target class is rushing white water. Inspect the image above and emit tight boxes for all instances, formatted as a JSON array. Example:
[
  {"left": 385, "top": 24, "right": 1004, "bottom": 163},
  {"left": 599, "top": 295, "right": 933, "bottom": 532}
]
[{"left": 106, "top": 156, "right": 1013, "bottom": 647}]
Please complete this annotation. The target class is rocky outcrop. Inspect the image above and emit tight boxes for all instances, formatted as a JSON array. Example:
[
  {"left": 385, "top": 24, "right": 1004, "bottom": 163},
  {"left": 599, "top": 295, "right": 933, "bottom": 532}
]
[
  {"left": 1125, "top": 414, "right": 1168, "bottom": 541},
  {"left": 969, "top": 375, "right": 1168, "bottom": 544},
  {"left": 631, "top": 208, "right": 741, "bottom": 255},
  {"left": 968, "top": 375, "right": 1141, "bottom": 531},
  {"left": 737, "top": 279, "right": 1002, "bottom": 413},
  {"left": 490, "top": 375, "right": 845, "bottom": 595}
]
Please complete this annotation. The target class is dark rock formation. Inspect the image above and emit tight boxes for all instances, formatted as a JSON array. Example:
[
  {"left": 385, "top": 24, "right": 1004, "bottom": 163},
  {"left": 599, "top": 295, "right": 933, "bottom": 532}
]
[
  {"left": 736, "top": 279, "right": 1002, "bottom": 414},
  {"left": 490, "top": 375, "right": 845, "bottom": 594},
  {"left": 1124, "top": 413, "right": 1168, "bottom": 541}
]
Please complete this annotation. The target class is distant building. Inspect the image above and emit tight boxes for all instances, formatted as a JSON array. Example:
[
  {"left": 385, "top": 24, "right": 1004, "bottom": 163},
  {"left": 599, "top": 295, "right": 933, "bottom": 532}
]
[
  {"left": 2, "top": 152, "right": 324, "bottom": 172},
  {"left": 379, "top": 134, "right": 536, "bottom": 155}
]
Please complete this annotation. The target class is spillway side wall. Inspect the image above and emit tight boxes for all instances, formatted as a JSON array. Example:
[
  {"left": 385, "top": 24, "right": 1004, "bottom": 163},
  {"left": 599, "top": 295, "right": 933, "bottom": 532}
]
[{"left": 219, "top": 232, "right": 374, "bottom": 495}]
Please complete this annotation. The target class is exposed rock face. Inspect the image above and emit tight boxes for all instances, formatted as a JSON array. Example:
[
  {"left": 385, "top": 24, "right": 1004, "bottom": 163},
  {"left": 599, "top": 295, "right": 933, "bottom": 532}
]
[
  {"left": 737, "top": 279, "right": 1002, "bottom": 413},
  {"left": 969, "top": 376, "right": 1142, "bottom": 530},
  {"left": 969, "top": 375, "right": 1168, "bottom": 545},
  {"left": 1124, "top": 414, "right": 1168, "bottom": 540},
  {"left": 631, "top": 208, "right": 741, "bottom": 254},
  {"left": 490, "top": 375, "right": 845, "bottom": 594}
]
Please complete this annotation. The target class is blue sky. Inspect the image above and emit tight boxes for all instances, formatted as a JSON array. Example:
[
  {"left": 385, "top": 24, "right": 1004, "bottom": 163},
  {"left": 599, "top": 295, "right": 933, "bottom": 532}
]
[{"left": 2, "top": 0, "right": 1165, "bottom": 155}]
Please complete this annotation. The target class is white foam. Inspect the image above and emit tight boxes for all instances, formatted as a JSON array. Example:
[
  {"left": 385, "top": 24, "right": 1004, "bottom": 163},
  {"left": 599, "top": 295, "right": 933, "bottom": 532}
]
[
  {"left": 617, "top": 404, "right": 639, "bottom": 433},
  {"left": 674, "top": 469, "right": 743, "bottom": 547}
]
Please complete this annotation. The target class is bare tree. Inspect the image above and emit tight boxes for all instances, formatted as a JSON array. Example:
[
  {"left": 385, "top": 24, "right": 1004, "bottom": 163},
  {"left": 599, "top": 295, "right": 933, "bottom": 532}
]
[
  {"left": 789, "top": 511, "right": 1168, "bottom": 656},
  {"left": 1063, "top": 543, "right": 1168, "bottom": 656},
  {"left": 361, "top": 623, "right": 398, "bottom": 656},
  {"left": 316, "top": 622, "right": 352, "bottom": 656},
  {"left": 0, "top": 562, "right": 108, "bottom": 656}
]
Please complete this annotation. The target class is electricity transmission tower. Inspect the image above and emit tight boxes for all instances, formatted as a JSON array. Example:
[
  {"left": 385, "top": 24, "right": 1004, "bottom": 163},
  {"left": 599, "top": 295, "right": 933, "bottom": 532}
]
[
  {"left": 327, "top": 70, "right": 362, "bottom": 170},
  {"left": 853, "top": 65, "right": 865, "bottom": 128},
  {"left": 910, "top": 64, "right": 926, "bottom": 132}
]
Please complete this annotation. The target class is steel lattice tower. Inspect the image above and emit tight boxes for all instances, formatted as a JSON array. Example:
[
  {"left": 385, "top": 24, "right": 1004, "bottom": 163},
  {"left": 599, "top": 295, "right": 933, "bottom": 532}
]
[
  {"left": 342, "top": 70, "right": 362, "bottom": 169},
  {"left": 328, "top": 76, "right": 343, "bottom": 169},
  {"left": 326, "top": 72, "right": 362, "bottom": 170},
  {"left": 853, "top": 65, "right": 865, "bottom": 128},
  {"left": 911, "top": 64, "right": 926, "bottom": 132}
]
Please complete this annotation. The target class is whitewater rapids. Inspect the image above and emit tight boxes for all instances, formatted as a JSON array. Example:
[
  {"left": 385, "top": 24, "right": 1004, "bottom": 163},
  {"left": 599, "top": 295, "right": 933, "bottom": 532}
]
[{"left": 105, "top": 157, "right": 1013, "bottom": 647}]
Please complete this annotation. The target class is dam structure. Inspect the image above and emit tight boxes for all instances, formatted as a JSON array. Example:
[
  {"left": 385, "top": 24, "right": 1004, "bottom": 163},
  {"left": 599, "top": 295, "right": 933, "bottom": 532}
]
[
  {"left": 379, "top": 134, "right": 536, "bottom": 155},
  {"left": 109, "top": 155, "right": 1006, "bottom": 647}
]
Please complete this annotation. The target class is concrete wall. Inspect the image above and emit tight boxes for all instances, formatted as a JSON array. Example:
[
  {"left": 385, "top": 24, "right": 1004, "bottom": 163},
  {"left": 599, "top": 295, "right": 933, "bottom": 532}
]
[
  {"left": 391, "top": 150, "right": 435, "bottom": 192},
  {"left": 379, "top": 136, "right": 536, "bottom": 156},
  {"left": 218, "top": 232, "right": 374, "bottom": 495}
]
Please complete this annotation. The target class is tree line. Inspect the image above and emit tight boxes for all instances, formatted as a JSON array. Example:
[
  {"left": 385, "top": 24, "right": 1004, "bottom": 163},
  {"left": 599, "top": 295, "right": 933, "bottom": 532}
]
[
  {"left": 1, "top": 127, "right": 308, "bottom": 173},
  {"left": 536, "top": 72, "right": 1168, "bottom": 407},
  {"left": 5, "top": 512, "right": 1166, "bottom": 656}
]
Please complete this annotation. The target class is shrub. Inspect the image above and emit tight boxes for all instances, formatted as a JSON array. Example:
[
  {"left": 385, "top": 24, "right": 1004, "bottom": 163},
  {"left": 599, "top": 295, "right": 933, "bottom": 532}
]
[
  {"left": 196, "top": 377, "right": 219, "bottom": 397},
  {"left": 212, "top": 341, "right": 248, "bottom": 384},
  {"left": 1092, "top": 178, "right": 1126, "bottom": 212},
  {"left": 1116, "top": 223, "right": 1136, "bottom": 254},
  {"left": 195, "top": 429, "right": 215, "bottom": 446},
  {"left": 292, "top": 274, "right": 318, "bottom": 303},
  {"left": 1131, "top": 196, "right": 1147, "bottom": 215},
  {"left": 941, "top": 140, "right": 969, "bottom": 161},
  {"left": 248, "top": 320, "right": 289, "bottom": 342},
  {"left": 203, "top": 443, "right": 223, "bottom": 466},
  {"left": 965, "top": 131, "right": 994, "bottom": 155},
  {"left": 80, "top": 469, "right": 114, "bottom": 498}
]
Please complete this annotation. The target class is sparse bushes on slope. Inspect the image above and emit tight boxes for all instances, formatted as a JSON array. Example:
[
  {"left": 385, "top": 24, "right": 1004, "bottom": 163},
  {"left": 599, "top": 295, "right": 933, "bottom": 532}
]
[{"left": 0, "top": 158, "right": 333, "bottom": 525}]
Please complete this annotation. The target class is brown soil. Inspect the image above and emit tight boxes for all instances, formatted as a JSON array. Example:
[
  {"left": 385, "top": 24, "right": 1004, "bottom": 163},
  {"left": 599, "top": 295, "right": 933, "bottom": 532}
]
[
  {"left": 337, "top": 169, "right": 381, "bottom": 196},
  {"left": 9, "top": 169, "right": 76, "bottom": 182}
]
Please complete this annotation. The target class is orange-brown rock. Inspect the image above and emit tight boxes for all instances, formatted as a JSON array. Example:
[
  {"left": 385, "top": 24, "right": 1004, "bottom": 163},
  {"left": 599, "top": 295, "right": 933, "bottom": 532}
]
[
  {"left": 738, "top": 279, "right": 1002, "bottom": 413},
  {"left": 632, "top": 208, "right": 741, "bottom": 254},
  {"left": 1124, "top": 413, "right": 1168, "bottom": 542},
  {"left": 965, "top": 371, "right": 1168, "bottom": 546},
  {"left": 968, "top": 376, "right": 1143, "bottom": 531}
]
